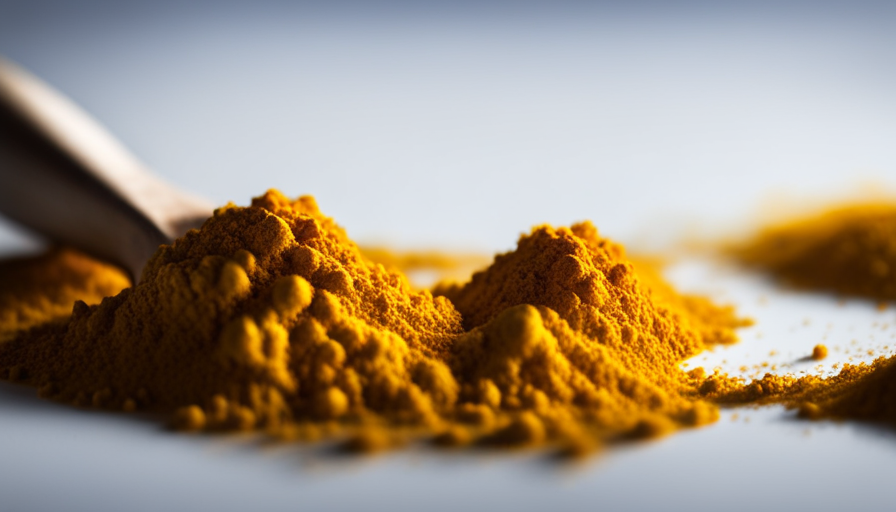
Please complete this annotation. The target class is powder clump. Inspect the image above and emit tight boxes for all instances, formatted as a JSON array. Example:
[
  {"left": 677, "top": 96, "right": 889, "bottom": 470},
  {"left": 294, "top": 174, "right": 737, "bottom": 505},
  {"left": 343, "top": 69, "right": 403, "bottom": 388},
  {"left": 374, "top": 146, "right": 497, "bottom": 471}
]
[{"left": 0, "top": 190, "right": 749, "bottom": 454}]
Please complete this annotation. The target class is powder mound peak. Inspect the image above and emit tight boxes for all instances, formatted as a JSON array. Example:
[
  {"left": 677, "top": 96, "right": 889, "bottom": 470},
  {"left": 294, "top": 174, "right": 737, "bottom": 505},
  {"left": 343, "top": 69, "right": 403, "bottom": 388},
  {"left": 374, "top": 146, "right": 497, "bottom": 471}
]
[
  {"left": 443, "top": 222, "right": 746, "bottom": 375},
  {"left": 145, "top": 189, "right": 463, "bottom": 356},
  {"left": 442, "top": 222, "right": 625, "bottom": 330}
]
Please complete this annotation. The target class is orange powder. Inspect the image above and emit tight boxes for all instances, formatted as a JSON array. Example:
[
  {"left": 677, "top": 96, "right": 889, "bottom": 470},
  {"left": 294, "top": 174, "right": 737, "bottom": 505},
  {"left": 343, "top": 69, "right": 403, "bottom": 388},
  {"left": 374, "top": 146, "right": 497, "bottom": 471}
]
[
  {"left": 732, "top": 202, "right": 896, "bottom": 301},
  {"left": 0, "top": 247, "right": 130, "bottom": 343},
  {"left": 698, "top": 356, "right": 896, "bottom": 427},
  {"left": 710, "top": 200, "right": 896, "bottom": 427},
  {"left": 0, "top": 190, "right": 749, "bottom": 455}
]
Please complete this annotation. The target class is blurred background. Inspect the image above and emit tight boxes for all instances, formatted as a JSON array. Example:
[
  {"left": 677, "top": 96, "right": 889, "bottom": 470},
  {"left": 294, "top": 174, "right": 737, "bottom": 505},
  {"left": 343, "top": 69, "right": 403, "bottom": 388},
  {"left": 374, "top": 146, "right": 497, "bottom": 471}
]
[
  {"left": 2, "top": 0, "right": 895, "bottom": 256},
  {"left": 3, "top": 2, "right": 896, "bottom": 511}
]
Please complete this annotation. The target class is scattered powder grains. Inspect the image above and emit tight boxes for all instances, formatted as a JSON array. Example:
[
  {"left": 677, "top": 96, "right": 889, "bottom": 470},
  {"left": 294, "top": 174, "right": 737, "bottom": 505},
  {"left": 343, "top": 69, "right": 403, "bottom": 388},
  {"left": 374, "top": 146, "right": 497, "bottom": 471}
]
[
  {"left": 0, "top": 190, "right": 751, "bottom": 455},
  {"left": 704, "top": 200, "right": 896, "bottom": 428},
  {"left": 701, "top": 357, "right": 896, "bottom": 426},
  {"left": 798, "top": 357, "right": 896, "bottom": 423}
]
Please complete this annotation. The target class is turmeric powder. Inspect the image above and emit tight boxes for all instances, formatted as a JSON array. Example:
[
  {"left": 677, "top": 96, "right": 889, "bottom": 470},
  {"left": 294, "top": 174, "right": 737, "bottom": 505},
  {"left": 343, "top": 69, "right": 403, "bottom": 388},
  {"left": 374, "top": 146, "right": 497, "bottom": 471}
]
[
  {"left": 359, "top": 248, "right": 488, "bottom": 272},
  {"left": 704, "top": 200, "right": 896, "bottom": 427},
  {"left": 732, "top": 202, "right": 896, "bottom": 301},
  {"left": 0, "top": 190, "right": 749, "bottom": 454},
  {"left": 0, "top": 247, "right": 130, "bottom": 343},
  {"left": 359, "top": 247, "right": 492, "bottom": 292},
  {"left": 698, "top": 355, "right": 896, "bottom": 426}
]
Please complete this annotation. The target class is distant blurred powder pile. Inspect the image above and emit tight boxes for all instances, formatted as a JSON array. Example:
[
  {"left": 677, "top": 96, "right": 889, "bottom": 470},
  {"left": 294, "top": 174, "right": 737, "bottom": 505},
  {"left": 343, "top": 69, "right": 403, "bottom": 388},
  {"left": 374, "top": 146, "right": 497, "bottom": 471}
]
[
  {"left": 0, "top": 190, "right": 752, "bottom": 455},
  {"left": 0, "top": 248, "right": 129, "bottom": 343},
  {"left": 732, "top": 203, "right": 896, "bottom": 302},
  {"left": 698, "top": 202, "right": 896, "bottom": 425}
]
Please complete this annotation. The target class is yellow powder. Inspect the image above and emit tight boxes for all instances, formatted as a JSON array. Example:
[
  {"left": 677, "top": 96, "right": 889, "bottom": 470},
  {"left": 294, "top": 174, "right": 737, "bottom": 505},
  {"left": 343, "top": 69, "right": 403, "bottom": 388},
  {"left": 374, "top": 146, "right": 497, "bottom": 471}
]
[
  {"left": 360, "top": 248, "right": 490, "bottom": 276},
  {"left": 793, "top": 357, "right": 896, "bottom": 423},
  {"left": 732, "top": 202, "right": 896, "bottom": 300},
  {"left": 699, "top": 356, "right": 896, "bottom": 426},
  {"left": 629, "top": 256, "right": 751, "bottom": 347},
  {"left": 0, "top": 190, "right": 749, "bottom": 455},
  {"left": 0, "top": 247, "right": 130, "bottom": 343},
  {"left": 702, "top": 200, "right": 896, "bottom": 428},
  {"left": 360, "top": 247, "right": 492, "bottom": 290},
  {"left": 439, "top": 222, "right": 748, "bottom": 430}
]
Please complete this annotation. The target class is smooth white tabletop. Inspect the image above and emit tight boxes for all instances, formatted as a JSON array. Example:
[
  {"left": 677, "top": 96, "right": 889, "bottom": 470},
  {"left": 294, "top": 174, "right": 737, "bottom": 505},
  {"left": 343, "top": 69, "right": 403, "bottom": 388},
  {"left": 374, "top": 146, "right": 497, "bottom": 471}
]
[{"left": 2, "top": 2, "right": 896, "bottom": 510}]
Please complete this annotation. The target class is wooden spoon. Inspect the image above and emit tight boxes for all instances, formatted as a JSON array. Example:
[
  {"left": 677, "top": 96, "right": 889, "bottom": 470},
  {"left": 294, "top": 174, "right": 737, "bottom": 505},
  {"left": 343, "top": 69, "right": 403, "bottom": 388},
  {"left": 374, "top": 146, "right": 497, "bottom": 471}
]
[{"left": 0, "top": 56, "right": 214, "bottom": 280}]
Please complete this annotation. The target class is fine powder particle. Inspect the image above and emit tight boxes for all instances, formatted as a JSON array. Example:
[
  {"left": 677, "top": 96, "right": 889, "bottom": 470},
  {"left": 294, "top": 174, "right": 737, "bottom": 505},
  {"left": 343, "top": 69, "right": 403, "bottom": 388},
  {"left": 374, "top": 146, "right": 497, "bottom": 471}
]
[{"left": 0, "top": 190, "right": 750, "bottom": 454}]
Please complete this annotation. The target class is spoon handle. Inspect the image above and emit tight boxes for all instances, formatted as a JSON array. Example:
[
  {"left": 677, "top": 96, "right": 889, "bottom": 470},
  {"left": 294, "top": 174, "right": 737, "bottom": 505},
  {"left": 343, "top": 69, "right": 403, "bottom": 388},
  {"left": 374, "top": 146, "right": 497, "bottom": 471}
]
[{"left": 0, "top": 57, "right": 212, "bottom": 279}]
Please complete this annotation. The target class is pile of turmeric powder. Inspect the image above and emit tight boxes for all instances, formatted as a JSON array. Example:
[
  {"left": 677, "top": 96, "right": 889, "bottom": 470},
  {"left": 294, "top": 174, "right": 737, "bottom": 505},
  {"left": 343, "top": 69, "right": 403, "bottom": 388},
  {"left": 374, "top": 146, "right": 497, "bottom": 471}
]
[
  {"left": 709, "top": 201, "right": 896, "bottom": 427},
  {"left": 0, "top": 190, "right": 750, "bottom": 454},
  {"left": 732, "top": 202, "right": 896, "bottom": 301},
  {"left": 0, "top": 247, "right": 130, "bottom": 343}
]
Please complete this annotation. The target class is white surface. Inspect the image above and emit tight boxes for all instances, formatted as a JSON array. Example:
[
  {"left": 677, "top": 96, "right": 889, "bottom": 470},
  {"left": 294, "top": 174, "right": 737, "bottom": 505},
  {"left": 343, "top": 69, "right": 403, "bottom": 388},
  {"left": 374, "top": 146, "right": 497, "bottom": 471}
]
[
  {"left": 2, "top": 2, "right": 896, "bottom": 511},
  {"left": 5, "top": 390, "right": 895, "bottom": 512},
  {"left": 2, "top": 260, "right": 896, "bottom": 512}
]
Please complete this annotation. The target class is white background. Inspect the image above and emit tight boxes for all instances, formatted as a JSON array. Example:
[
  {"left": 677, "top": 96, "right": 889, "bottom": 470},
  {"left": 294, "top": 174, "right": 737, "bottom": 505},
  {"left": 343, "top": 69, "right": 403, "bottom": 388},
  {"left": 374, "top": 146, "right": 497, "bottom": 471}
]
[{"left": 2, "top": 1, "right": 896, "bottom": 510}]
